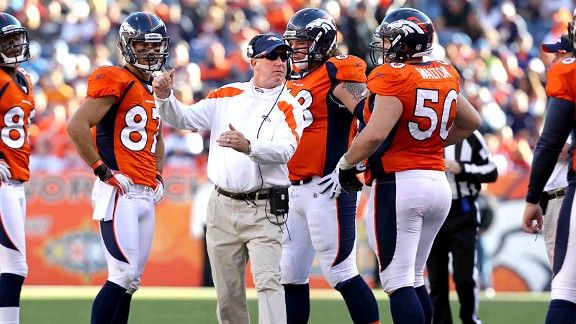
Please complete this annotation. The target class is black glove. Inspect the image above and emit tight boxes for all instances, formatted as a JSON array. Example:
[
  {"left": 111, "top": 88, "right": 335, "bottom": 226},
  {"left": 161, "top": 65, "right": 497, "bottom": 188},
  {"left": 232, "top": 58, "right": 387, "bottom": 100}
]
[{"left": 338, "top": 167, "right": 363, "bottom": 193}]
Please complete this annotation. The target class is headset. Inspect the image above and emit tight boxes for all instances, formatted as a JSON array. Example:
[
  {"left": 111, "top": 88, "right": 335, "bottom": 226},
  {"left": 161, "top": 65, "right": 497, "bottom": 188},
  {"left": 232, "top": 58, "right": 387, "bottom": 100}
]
[{"left": 246, "top": 34, "right": 292, "bottom": 80}]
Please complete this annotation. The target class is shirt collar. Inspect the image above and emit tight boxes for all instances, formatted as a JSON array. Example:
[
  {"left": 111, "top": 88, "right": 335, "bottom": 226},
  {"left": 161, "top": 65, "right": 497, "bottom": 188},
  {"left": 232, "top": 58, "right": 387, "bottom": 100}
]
[{"left": 250, "top": 78, "right": 285, "bottom": 96}]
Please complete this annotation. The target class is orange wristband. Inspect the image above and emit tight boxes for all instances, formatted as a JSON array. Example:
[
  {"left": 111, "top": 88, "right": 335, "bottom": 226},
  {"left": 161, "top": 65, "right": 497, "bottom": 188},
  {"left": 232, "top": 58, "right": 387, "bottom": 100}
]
[{"left": 91, "top": 159, "right": 104, "bottom": 170}]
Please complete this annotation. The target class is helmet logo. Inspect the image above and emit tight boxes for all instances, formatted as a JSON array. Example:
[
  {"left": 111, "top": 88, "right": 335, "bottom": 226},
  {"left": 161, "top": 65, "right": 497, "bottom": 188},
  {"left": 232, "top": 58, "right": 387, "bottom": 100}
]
[
  {"left": 144, "top": 33, "right": 163, "bottom": 42},
  {"left": 388, "top": 19, "right": 425, "bottom": 36},
  {"left": 305, "top": 18, "right": 335, "bottom": 33},
  {"left": 1, "top": 25, "right": 17, "bottom": 33}
]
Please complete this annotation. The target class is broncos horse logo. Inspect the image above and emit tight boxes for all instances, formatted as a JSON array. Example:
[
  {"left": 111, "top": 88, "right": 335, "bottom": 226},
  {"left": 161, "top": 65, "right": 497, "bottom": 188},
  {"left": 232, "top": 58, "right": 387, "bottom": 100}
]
[
  {"left": 305, "top": 17, "right": 336, "bottom": 34},
  {"left": 386, "top": 19, "right": 426, "bottom": 36}
]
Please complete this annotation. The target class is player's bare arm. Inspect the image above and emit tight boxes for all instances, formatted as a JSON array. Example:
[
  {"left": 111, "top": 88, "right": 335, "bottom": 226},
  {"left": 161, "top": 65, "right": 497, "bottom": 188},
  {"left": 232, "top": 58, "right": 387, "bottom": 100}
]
[
  {"left": 67, "top": 96, "right": 116, "bottom": 165},
  {"left": 343, "top": 95, "right": 402, "bottom": 165},
  {"left": 444, "top": 94, "right": 481, "bottom": 146},
  {"left": 332, "top": 81, "right": 369, "bottom": 114}
]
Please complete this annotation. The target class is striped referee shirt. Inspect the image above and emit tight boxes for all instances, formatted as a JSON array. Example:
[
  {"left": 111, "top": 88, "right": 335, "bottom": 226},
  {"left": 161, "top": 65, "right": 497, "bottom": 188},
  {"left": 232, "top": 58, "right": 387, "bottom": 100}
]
[{"left": 445, "top": 130, "right": 498, "bottom": 201}]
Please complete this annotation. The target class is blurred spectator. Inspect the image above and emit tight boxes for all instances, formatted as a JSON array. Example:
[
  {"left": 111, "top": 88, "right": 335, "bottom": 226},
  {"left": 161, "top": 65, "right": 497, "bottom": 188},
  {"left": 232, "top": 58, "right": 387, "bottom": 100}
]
[
  {"left": 341, "top": 1, "right": 376, "bottom": 63},
  {"left": 29, "top": 138, "right": 65, "bottom": 173}
]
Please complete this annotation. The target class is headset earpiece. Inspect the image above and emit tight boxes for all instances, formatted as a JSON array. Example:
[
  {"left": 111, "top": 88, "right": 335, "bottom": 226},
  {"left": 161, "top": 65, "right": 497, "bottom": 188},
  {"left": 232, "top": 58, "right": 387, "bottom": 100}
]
[{"left": 247, "top": 34, "right": 266, "bottom": 58}]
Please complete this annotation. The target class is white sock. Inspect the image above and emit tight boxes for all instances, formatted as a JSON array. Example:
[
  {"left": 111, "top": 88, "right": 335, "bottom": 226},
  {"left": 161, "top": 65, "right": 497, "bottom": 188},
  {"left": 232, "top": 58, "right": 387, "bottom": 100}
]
[{"left": 0, "top": 306, "right": 19, "bottom": 324}]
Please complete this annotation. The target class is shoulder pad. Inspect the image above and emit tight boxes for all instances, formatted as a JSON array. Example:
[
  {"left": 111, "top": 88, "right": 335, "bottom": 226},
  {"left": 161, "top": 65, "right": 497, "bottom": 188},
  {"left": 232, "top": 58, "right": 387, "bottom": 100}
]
[
  {"left": 87, "top": 66, "right": 133, "bottom": 99},
  {"left": 546, "top": 58, "right": 576, "bottom": 102},
  {"left": 326, "top": 55, "right": 367, "bottom": 83},
  {"left": 366, "top": 63, "right": 410, "bottom": 96}
]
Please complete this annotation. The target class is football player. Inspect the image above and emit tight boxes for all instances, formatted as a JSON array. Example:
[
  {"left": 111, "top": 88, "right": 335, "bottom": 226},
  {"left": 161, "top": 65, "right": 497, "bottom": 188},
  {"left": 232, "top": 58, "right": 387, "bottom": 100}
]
[
  {"left": 67, "top": 12, "right": 167, "bottom": 324},
  {"left": 0, "top": 13, "right": 35, "bottom": 324},
  {"left": 280, "top": 8, "right": 380, "bottom": 324},
  {"left": 336, "top": 8, "right": 480, "bottom": 324},
  {"left": 523, "top": 12, "right": 576, "bottom": 324}
]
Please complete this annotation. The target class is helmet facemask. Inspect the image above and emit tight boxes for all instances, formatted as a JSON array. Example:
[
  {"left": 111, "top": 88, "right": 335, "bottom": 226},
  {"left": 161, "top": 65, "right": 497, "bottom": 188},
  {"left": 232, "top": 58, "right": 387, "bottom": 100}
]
[
  {"left": 121, "top": 33, "right": 168, "bottom": 72},
  {"left": 0, "top": 29, "right": 30, "bottom": 66}
]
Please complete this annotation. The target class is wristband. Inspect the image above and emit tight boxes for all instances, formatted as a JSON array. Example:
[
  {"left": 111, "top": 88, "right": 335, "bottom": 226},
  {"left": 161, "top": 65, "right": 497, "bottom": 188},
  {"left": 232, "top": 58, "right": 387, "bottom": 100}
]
[
  {"left": 156, "top": 170, "right": 164, "bottom": 184},
  {"left": 91, "top": 159, "right": 104, "bottom": 170},
  {"left": 337, "top": 155, "right": 354, "bottom": 170},
  {"left": 93, "top": 163, "right": 112, "bottom": 181}
]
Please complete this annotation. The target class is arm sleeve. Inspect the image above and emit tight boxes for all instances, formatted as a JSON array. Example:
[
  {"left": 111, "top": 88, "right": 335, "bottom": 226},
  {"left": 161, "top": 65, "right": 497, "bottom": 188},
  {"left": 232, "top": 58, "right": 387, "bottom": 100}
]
[
  {"left": 457, "top": 131, "right": 498, "bottom": 183},
  {"left": 154, "top": 92, "right": 213, "bottom": 131},
  {"left": 526, "top": 97, "right": 574, "bottom": 203},
  {"left": 249, "top": 98, "right": 303, "bottom": 165}
]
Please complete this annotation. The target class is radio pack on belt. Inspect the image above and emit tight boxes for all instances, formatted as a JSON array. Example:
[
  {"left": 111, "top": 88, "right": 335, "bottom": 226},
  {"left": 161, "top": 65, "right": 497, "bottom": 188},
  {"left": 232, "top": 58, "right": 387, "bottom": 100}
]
[{"left": 269, "top": 186, "right": 289, "bottom": 216}]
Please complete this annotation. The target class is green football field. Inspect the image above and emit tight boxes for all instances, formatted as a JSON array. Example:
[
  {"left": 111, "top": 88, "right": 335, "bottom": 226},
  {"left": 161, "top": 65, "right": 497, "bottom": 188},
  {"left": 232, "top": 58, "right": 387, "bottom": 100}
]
[{"left": 20, "top": 286, "right": 549, "bottom": 323}]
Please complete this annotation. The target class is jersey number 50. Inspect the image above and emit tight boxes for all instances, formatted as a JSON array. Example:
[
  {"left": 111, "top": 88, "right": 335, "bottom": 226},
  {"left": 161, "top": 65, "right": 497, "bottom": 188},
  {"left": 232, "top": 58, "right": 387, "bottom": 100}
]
[{"left": 409, "top": 88, "right": 457, "bottom": 141}]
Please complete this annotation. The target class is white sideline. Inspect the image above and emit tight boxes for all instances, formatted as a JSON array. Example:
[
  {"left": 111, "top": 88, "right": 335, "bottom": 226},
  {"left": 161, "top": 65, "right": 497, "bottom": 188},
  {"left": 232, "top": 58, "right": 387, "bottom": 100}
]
[{"left": 20, "top": 286, "right": 550, "bottom": 302}]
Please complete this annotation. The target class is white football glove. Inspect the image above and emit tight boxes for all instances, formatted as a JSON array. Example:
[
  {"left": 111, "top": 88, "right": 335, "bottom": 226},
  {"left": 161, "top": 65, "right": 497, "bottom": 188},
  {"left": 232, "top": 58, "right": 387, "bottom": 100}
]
[
  {"left": 0, "top": 159, "right": 12, "bottom": 185},
  {"left": 106, "top": 171, "right": 133, "bottom": 195},
  {"left": 318, "top": 167, "right": 341, "bottom": 199},
  {"left": 153, "top": 179, "right": 164, "bottom": 204}
]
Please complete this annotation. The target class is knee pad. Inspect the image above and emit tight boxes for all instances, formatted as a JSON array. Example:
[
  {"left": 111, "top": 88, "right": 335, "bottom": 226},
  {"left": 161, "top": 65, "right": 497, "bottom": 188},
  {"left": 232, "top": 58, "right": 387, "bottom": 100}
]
[
  {"left": 126, "top": 277, "right": 142, "bottom": 294},
  {"left": 4, "top": 260, "right": 28, "bottom": 279},
  {"left": 324, "top": 260, "right": 358, "bottom": 288},
  {"left": 281, "top": 257, "right": 311, "bottom": 285},
  {"left": 108, "top": 264, "right": 136, "bottom": 289}
]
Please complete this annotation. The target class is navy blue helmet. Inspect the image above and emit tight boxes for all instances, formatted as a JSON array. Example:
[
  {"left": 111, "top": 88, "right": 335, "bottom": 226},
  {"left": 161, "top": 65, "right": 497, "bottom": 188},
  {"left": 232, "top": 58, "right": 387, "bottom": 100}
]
[
  {"left": 0, "top": 13, "right": 30, "bottom": 66},
  {"left": 118, "top": 12, "right": 169, "bottom": 72},
  {"left": 369, "top": 8, "right": 434, "bottom": 65},
  {"left": 283, "top": 8, "right": 337, "bottom": 77}
]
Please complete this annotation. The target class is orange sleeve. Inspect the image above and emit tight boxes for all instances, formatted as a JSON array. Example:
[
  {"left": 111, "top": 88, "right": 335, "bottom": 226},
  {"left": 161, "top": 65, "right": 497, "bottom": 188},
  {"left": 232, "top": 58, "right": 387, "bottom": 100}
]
[
  {"left": 328, "top": 55, "right": 367, "bottom": 83},
  {"left": 546, "top": 61, "right": 576, "bottom": 103},
  {"left": 86, "top": 66, "right": 127, "bottom": 99},
  {"left": 367, "top": 64, "right": 410, "bottom": 96},
  {"left": 277, "top": 101, "right": 300, "bottom": 143}
]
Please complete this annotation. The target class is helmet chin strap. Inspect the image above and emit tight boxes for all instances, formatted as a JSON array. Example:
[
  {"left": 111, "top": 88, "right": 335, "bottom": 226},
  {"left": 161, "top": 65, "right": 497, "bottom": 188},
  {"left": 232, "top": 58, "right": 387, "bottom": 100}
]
[
  {"left": 294, "top": 61, "right": 308, "bottom": 70},
  {"left": 0, "top": 51, "right": 26, "bottom": 66},
  {"left": 132, "top": 60, "right": 162, "bottom": 72}
]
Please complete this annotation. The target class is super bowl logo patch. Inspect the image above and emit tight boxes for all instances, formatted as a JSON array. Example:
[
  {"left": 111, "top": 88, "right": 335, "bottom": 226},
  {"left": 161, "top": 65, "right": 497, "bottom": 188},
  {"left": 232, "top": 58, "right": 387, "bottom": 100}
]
[{"left": 44, "top": 229, "right": 106, "bottom": 276}]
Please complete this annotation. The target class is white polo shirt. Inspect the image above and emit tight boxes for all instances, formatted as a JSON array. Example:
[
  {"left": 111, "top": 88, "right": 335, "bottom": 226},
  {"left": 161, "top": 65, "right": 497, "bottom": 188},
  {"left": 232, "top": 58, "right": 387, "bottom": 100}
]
[{"left": 155, "top": 80, "right": 303, "bottom": 193}]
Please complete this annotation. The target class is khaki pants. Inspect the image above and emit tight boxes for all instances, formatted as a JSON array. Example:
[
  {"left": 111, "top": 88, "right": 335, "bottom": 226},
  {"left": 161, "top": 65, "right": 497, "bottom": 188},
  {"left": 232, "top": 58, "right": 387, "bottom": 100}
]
[
  {"left": 544, "top": 195, "right": 565, "bottom": 266},
  {"left": 206, "top": 189, "right": 286, "bottom": 324}
]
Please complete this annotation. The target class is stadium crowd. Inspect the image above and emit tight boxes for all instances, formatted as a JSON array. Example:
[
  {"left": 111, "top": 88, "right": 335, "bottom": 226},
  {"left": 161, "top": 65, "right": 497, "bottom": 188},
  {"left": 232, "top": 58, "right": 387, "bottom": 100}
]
[{"left": 1, "top": 0, "right": 572, "bottom": 178}]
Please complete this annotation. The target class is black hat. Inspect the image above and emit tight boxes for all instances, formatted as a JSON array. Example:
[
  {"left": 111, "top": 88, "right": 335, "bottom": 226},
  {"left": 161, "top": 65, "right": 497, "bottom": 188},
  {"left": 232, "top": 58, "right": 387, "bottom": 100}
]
[
  {"left": 541, "top": 34, "right": 573, "bottom": 53},
  {"left": 247, "top": 34, "right": 292, "bottom": 59}
]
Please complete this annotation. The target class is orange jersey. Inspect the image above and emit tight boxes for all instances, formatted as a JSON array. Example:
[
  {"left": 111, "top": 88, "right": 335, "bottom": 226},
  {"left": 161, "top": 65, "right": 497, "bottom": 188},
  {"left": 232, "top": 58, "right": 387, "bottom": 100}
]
[
  {"left": 287, "top": 55, "right": 366, "bottom": 179},
  {"left": 546, "top": 57, "right": 576, "bottom": 102},
  {"left": 0, "top": 68, "right": 35, "bottom": 182},
  {"left": 87, "top": 66, "right": 160, "bottom": 188},
  {"left": 365, "top": 60, "right": 460, "bottom": 180},
  {"left": 545, "top": 57, "right": 576, "bottom": 170}
]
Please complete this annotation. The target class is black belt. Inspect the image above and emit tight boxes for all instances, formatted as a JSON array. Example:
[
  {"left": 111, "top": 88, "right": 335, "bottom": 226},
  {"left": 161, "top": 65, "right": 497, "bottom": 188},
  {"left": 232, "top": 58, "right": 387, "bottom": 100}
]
[
  {"left": 544, "top": 187, "right": 566, "bottom": 200},
  {"left": 216, "top": 186, "right": 269, "bottom": 200},
  {"left": 290, "top": 177, "right": 312, "bottom": 186}
]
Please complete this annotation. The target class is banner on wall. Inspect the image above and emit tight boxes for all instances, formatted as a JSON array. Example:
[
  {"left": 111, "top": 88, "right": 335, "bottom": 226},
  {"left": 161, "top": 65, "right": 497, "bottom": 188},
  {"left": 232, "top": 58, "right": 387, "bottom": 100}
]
[{"left": 25, "top": 171, "right": 206, "bottom": 286}]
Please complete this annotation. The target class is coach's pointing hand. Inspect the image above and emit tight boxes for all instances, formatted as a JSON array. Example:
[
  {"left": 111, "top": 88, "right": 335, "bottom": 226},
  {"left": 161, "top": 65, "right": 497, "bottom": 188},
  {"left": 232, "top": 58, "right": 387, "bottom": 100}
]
[{"left": 153, "top": 69, "right": 176, "bottom": 99}]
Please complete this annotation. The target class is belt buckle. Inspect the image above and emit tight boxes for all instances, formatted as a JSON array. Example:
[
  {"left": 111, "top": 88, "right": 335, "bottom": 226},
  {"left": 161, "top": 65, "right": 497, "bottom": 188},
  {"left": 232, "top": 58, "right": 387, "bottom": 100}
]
[{"left": 548, "top": 188, "right": 565, "bottom": 199}]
